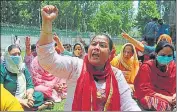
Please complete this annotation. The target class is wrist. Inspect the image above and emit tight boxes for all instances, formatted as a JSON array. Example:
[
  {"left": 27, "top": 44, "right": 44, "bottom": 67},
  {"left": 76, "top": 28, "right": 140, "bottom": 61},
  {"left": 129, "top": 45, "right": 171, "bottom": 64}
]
[{"left": 41, "top": 21, "right": 52, "bottom": 33}]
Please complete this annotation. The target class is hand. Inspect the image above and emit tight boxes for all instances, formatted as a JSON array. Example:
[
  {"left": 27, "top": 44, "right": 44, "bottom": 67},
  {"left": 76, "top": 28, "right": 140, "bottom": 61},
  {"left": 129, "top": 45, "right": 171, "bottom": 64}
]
[
  {"left": 41, "top": 5, "right": 58, "bottom": 22},
  {"left": 53, "top": 33, "right": 60, "bottom": 43},
  {"left": 121, "top": 33, "right": 129, "bottom": 39},
  {"left": 25, "top": 36, "right": 31, "bottom": 56},
  {"left": 27, "top": 93, "right": 34, "bottom": 107},
  {"left": 20, "top": 99, "right": 31, "bottom": 108},
  {"left": 25, "top": 36, "right": 31, "bottom": 47},
  {"left": 27, "top": 93, "right": 34, "bottom": 101},
  {"left": 164, "top": 96, "right": 173, "bottom": 104},
  {"left": 172, "top": 94, "right": 176, "bottom": 106}
]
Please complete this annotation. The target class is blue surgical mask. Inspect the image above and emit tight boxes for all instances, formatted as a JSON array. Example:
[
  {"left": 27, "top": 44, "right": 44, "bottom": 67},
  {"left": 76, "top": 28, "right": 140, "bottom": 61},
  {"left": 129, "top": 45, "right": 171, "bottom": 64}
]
[
  {"left": 10, "top": 56, "right": 21, "bottom": 65},
  {"left": 156, "top": 55, "right": 173, "bottom": 65}
]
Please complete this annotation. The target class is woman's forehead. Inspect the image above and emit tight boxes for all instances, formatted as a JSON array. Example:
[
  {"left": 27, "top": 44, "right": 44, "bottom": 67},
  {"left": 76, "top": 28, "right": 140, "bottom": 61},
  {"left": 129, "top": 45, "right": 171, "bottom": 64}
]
[
  {"left": 10, "top": 48, "right": 20, "bottom": 52},
  {"left": 159, "top": 46, "right": 173, "bottom": 54},
  {"left": 92, "top": 35, "right": 109, "bottom": 43}
]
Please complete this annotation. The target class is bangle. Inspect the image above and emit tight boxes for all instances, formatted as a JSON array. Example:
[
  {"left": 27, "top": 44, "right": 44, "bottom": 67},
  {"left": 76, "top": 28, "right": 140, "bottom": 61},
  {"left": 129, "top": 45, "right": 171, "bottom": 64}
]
[{"left": 41, "top": 30, "right": 53, "bottom": 35}]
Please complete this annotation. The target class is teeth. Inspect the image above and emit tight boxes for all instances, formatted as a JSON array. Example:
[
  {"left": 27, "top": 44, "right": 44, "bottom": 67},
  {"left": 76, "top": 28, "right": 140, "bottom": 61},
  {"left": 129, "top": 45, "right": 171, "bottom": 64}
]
[{"left": 92, "top": 54, "right": 99, "bottom": 57}]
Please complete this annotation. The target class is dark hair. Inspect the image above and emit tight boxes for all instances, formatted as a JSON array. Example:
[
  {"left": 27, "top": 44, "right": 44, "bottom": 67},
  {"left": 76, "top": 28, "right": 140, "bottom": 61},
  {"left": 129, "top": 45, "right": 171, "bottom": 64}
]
[
  {"left": 31, "top": 44, "right": 36, "bottom": 51},
  {"left": 144, "top": 37, "right": 155, "bottom": 46},
  {"left": 152, "top": 17, "right": 158, "bottom": 21},
  {"left": 124, "top": 44, "right": 134, "bottom": 54},
  {"left": 8, "top": 45, "right": 21, "bottom": 52},
  {"left": 73, "top": 43, "right": 82, "bottom": 50},
  {"left": 158, "top": 18, "right": 163, "bottom": 22},
  {"left": 91, "top": 34, "right": 113, "bottom": 51}
]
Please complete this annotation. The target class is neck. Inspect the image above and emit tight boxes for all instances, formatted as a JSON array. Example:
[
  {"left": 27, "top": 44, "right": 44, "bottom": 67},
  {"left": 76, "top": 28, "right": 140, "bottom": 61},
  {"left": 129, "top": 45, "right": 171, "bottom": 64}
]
[
  {"left": 156, "top": 60, "right": 167, "bottom": 72},
  {"left": 93, "top": 65, "right": 105, "bottom": 71}
]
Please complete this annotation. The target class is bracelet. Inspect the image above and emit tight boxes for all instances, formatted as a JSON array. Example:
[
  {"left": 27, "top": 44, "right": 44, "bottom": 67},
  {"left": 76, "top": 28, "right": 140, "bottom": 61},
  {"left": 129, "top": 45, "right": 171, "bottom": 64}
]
[{"left": 41, "top": 30, "right": 53, "bottom": 35}]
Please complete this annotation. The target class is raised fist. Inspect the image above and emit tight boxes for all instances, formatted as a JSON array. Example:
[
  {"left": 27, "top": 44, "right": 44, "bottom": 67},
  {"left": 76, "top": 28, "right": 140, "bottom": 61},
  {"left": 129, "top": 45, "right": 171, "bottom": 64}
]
[{"left": 41, "top": 5, "right": 58, "bottom": 22}]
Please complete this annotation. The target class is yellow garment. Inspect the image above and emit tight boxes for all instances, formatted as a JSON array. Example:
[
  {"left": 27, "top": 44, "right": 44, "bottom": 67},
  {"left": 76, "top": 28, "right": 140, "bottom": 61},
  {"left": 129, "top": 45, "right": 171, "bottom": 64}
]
[
  {"left": 0, "top": 84, "right": 24, "bottom": 111},
  {"left": 157, "top": 34, "right": 172, "bottom": 44},
  {"left": 111, "top": 43, "right": 139, "bottom": 84}
]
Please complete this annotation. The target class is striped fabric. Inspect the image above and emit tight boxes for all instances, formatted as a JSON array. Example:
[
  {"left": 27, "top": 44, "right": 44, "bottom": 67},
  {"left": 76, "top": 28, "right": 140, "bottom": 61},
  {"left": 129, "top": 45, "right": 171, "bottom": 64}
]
[{"left": 144, "top": 96, "right": 171, "bottom": 111}]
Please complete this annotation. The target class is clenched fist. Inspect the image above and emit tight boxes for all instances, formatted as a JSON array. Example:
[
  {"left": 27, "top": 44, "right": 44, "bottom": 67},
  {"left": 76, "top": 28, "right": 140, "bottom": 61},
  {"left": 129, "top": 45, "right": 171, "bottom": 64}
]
[{"left": 41, "top": 5, "right": 58, "bottom": 22}]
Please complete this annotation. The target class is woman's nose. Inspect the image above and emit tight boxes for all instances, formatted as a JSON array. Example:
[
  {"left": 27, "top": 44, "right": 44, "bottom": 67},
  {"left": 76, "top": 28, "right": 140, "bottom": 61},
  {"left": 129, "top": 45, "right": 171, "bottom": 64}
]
[{"left": 94, "top": 43, "right": 100, "bottom": 50}]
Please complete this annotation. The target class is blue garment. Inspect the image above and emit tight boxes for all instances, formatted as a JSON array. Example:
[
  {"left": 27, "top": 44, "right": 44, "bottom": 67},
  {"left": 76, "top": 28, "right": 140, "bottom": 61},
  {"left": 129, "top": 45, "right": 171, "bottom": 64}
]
[
  {"left": 174, "top": 51, "right": 176, "bottom": 62},
  {"left": 144, "top": 45, "right": 155, "bottom": 54},
  {"left": 157, "top": 24, "right": 170, "bottom": 38},
  {"left": 144, "top": 21, "right": 159, "bottom": 39}
]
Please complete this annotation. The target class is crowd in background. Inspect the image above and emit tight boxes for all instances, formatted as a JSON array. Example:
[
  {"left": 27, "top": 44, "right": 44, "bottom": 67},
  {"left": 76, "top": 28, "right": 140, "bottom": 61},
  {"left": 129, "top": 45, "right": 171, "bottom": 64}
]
[{"left": 0, "top": 5, "right": 176, "bottom": 111}]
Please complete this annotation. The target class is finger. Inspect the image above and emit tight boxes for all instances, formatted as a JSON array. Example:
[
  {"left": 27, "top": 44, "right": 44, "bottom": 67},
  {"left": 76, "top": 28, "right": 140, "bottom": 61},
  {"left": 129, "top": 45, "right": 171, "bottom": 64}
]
[
  {"left": 27, "top": 101, "right": 34, "bottom": 107},
  {"left": 24, "top": 103, "right": 30, "bottom": 108},
  {"left": 28, "top": 98, "right": 35, "bottom": 102}
]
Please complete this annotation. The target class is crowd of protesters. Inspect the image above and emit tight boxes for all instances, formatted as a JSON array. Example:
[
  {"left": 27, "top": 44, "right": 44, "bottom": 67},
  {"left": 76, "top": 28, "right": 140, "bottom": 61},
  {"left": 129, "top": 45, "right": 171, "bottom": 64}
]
[{"left": 0, "top": 5, "right": 176, "bottom": 111}]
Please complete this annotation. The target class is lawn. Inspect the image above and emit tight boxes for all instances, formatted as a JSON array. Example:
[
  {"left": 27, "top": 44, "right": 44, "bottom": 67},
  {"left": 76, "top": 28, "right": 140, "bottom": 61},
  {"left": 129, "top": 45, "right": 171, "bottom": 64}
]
[{"left": 39, "top": 100, "right": 65, "bottom": 111}]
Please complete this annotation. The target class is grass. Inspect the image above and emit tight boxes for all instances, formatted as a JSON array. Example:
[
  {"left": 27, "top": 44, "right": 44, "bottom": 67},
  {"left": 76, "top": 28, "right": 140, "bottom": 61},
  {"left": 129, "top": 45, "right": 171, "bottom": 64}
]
[{"left": 39, "top": 99, "right": 65, "bottom": 111}]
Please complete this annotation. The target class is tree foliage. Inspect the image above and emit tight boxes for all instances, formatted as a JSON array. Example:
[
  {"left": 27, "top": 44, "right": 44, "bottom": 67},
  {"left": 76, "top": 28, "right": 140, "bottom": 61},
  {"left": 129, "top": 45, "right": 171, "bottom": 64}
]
[
  {"left": 1, "top": 1, "right": 135, "bottom": 36},
  {"left": 136, "top": 1, "right": 160, "bottom": 34},
  {"left": 90, "top": 1, "right": 134, "bottom": 36}
]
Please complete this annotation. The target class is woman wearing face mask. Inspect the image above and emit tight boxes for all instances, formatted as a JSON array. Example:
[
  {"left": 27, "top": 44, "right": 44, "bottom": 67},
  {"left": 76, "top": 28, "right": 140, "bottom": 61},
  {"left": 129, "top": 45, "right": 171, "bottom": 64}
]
[
  {"left": 111, "top": 43, "right": 139, "bottom": 92},
  {"left": 24, "top": 35, "right": 68, "bottom": 103},
  {"left": 134, "top": 41, "right": 176, "bottom": 111},
  {"left": 72, "top": 43, "right": 86, "bottom": 59},
  {"left": 0, "top": 45, "right": 51, "bottom": 111},
  {"left": 121, "top": 33, "right": 175, "bottom": 62}
]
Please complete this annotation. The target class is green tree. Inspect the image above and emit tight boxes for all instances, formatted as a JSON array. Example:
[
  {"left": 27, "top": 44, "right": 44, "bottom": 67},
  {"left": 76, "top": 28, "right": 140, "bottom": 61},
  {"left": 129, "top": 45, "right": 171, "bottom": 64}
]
[
  {"left": 90, "top": 1, "right": 134, "bottom": 36},
  {"left": 136, "top": 1, "right": 160, "bottom": 35}
]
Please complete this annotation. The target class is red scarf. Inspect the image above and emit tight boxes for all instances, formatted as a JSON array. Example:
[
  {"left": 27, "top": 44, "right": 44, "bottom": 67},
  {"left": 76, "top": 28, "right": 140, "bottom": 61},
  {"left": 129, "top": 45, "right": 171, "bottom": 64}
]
[{"left": 72, "top": 55, "right": 120, "bottom": 111}]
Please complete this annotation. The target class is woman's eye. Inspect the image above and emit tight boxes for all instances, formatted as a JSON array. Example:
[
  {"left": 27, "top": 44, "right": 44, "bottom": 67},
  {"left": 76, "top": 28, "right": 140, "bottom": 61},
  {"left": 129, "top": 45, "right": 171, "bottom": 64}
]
[
  {"left": 167, "top": 55, "right": 173, "bottom": 57},
  {"left": 100, "top": 43, "right": 106, "bottom": 48},
  {"left": 91, "top": 42, "right": 97, "bottom": 46}
]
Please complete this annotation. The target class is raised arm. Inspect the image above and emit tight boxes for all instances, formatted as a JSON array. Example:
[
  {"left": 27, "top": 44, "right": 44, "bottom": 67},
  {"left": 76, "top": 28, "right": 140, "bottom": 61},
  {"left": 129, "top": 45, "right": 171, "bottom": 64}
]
[
  {"left": 37, "top": 5, "right": 81, "bottom": 80},
  {"left": 25, "top": 36, "right": 31, "bottom": 56},
  {"left": 121, "top": 33, "right": 145, "bottom": 52},
  {"left": 53, "top": 33, "right": 65, "bottom": 53},
  {"left": 38, "top": 5, "right": 58, "bottom": 46}
]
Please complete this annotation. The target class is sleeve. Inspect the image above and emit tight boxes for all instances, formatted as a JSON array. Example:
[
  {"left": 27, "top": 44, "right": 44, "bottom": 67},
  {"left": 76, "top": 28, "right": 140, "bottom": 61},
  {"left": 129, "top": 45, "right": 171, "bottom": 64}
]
[
  {"left": 134, "top": 63, "right": 156, "bottom": 100},
  {"left": 115, "top": 69, "right": 141, "bottom": 111},
  {"left": 0, "top": 64, "right": 5, "bottom": 84},
  {"left": 0, "top": 84, "right": 24, "bottom": 111},
  {"left": 37, "top": 42, "right": 81, "bottom": 80},
  {"left": 24, "top": 66, "right": 34, "bottom": 89},
  {"left": 144, "top": 45, "right": 155, "bottom": 54}
]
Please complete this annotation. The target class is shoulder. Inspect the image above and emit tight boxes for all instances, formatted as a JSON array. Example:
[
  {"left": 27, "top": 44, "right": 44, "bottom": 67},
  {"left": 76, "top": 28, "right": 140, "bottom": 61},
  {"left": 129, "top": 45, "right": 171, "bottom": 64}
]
[{"left": 140, "top": 60, "right": 154, "bottom": 70}]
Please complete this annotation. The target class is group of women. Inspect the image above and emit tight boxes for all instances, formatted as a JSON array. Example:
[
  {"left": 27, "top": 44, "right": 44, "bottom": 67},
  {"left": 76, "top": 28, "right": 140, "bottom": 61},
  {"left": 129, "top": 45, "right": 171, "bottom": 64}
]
[{"left": 0, "top": 4, "right": 176, "bottom": 111}]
